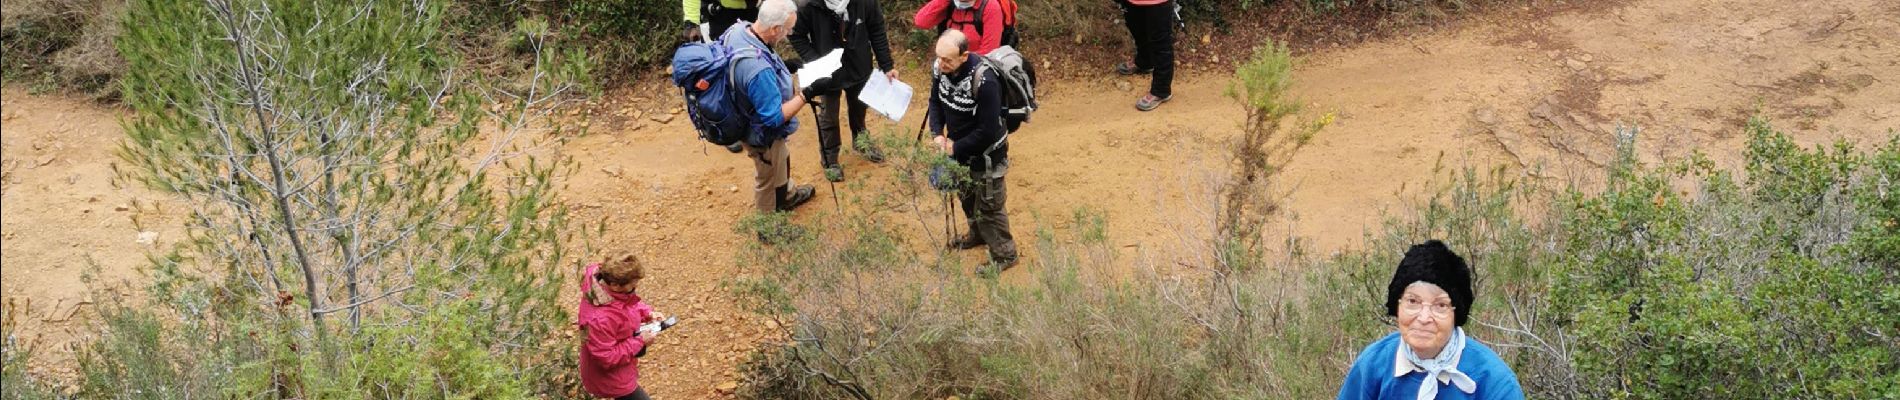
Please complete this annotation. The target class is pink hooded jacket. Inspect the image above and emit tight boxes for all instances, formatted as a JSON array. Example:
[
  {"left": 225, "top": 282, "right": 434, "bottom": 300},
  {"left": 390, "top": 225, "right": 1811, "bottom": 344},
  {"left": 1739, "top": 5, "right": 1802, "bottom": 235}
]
[{"left": 576, "top": 263, "right": 655, "bottom": 398}]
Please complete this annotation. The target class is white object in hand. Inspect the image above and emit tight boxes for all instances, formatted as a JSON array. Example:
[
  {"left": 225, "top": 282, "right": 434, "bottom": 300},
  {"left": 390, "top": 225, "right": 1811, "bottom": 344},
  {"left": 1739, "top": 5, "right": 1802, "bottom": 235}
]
[
  {"left": 797, "top": 49, "right": 845, "bottom": 89},
  {"left": 858, "top": 69, "right": 912, "bottom": 122}
]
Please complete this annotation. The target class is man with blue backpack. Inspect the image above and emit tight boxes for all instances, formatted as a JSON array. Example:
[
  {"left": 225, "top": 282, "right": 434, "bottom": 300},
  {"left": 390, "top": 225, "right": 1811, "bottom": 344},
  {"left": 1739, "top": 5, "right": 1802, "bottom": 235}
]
[
  {"left": 674, "top": 0, "right": 823, "bottom": 218},
  {"left": 682, "top": 0, "right": 760, "bottom": 154}
]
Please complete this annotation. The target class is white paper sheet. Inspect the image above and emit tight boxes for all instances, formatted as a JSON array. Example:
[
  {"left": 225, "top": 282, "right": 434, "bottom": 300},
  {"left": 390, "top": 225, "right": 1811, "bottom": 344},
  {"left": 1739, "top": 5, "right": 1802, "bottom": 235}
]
[
  {"left": 797, "top": 49, "right": 845, "bottom": 89},
  {"left": 857, "top": 69, "right": 912, "bottom": 122}
]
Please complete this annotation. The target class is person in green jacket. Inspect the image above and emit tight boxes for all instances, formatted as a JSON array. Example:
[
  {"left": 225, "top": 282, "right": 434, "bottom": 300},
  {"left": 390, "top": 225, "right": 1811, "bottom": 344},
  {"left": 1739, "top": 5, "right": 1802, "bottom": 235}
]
[{"left": 683, "top": 0, "right": 759, "bottom": 43}]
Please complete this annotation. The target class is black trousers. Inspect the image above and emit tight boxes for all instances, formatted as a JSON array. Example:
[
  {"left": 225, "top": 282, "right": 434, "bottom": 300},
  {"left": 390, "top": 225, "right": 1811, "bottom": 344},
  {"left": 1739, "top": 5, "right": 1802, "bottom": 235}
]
[
  {"left": 705, "top": 3, "right": 758, "bottom": 39},
  {"left": 1121, "top": 0, "right": 1176, "bottom": 98},
  {"left": 614, "top": 387, "right": 651, "bottom": 400},
  {"left": 960, "top": 175, "right": 1017, "bottom": 263},
  {"left": 815, "top": 81, "right": 870, "bottom": 167}
]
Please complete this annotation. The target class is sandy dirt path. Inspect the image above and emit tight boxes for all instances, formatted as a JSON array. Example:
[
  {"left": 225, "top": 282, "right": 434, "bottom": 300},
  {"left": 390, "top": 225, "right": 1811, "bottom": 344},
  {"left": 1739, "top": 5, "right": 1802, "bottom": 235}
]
[{"left": 4, "top": 0, "right": 1895, "bottom": 396}]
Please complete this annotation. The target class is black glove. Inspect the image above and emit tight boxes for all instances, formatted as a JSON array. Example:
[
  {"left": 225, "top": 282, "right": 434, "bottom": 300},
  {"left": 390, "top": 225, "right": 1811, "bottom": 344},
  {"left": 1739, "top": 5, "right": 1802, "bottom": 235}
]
[
  {"left": 681, "top": 21, "right": 701, "bottom": 43},
  {"left": 801, "top": 77, "right": 835, "bottom": 100},
  {"left": 784, "top": 59, "right": 804, "bottom": 74}
]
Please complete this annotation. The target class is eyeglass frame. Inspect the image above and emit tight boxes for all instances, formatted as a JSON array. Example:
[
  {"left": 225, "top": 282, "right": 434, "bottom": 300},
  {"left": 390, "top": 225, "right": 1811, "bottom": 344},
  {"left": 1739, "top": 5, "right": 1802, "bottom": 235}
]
[{"left": 1398, "top": 296, "right": 1456, "bottom": 319}]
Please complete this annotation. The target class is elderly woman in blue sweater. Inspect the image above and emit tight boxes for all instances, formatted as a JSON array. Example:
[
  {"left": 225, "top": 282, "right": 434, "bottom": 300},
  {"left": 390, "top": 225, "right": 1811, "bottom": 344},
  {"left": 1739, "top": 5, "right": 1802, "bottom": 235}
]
[{"left": 1338, "top": 240, "right": 1525, "bottom": 400}]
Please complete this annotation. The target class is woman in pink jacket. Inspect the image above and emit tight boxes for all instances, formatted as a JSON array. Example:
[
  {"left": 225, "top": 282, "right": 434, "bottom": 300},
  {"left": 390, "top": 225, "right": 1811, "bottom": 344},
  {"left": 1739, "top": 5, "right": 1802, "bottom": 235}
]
[
  {"left": 913, "top": 0, "right": 1009, "bottom": 55},
  {"left": 577, "top": 254, "right": 664, "bottom": 400}
]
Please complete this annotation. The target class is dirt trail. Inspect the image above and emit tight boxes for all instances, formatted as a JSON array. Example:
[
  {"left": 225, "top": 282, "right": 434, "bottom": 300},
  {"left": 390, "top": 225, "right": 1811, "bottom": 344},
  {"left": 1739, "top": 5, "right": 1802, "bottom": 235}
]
[{"left": 5, "top": 0, "right": 1897, "bottom": 396}]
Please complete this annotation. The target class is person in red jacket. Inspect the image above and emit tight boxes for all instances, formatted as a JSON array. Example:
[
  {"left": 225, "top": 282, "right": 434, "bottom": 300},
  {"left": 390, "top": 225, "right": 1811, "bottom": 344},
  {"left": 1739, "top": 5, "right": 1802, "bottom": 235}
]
[
  {"left": 577, "top": 254, "right": 665, "bottom": 400},
  {"left": 912, "top": 0, "right": 1006, "bottom": 55}
]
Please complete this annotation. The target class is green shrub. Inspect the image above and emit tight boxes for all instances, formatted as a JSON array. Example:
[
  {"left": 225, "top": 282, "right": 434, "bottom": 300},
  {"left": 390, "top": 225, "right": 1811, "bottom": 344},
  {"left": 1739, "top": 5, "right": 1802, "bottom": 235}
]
[{"left": 57, "top": 0, "right": 589, "bottom": 397}]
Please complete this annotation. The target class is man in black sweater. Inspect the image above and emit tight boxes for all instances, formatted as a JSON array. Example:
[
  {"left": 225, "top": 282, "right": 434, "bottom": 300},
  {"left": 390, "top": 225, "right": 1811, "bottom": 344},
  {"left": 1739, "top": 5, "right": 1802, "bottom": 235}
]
[
  {"left": 928, "top": 29, "right": 1017, "bottom": 273},
  {"left": 789, "top": 0, "right": 898, "bottom": 182}
]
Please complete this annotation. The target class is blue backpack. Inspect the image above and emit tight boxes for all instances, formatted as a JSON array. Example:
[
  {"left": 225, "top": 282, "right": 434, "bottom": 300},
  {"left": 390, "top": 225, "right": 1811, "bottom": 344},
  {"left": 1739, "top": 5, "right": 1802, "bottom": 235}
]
[{"left": 671, "top": 42, "right": 762, "bottom": 146}]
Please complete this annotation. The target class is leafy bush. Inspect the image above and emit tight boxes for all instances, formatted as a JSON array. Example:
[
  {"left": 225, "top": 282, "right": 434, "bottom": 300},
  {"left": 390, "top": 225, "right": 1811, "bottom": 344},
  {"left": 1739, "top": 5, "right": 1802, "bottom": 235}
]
[
  {"left": 32, "top": 0, "right": 591, "bottom": 397},
  {"left": 1551, "top": 120, "right": 1900, "bottom": 399}
]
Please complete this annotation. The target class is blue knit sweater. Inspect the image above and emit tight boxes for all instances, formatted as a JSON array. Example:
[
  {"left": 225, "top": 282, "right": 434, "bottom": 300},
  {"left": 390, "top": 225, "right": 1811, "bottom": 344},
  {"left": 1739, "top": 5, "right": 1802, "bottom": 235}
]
[{"left": 1337, "top": 332, "right": 1525, "bottom": 400}]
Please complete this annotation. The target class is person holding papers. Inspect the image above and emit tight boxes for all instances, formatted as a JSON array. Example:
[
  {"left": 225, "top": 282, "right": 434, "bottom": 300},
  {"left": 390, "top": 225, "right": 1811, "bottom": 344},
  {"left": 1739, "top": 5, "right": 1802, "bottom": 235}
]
[{"left": 789, "top": 0, "right": 898, "bottom": 182}]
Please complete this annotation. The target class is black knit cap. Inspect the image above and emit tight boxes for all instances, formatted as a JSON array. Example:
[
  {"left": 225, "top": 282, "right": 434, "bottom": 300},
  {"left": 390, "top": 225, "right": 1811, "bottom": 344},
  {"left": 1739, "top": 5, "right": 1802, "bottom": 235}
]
[{"left": 1384, "top": 240, "right": 1474, "bottom": 326}]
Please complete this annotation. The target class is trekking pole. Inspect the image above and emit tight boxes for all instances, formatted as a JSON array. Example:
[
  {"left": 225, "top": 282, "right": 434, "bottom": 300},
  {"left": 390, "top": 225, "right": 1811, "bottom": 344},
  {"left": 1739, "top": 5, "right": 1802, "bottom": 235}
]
[
  {"left": 809, "top": 101, "right": 843, "bottom": 213},
  {"left": 914, "top": 114, "right": 929, "bottom": 142}
]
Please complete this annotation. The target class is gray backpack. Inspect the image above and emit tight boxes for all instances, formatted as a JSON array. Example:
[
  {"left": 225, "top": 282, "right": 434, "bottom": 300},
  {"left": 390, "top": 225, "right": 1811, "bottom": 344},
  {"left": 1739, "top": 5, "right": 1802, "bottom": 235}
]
[{"left": 976, "top": 46, "right": 1038, "bottom": 133}]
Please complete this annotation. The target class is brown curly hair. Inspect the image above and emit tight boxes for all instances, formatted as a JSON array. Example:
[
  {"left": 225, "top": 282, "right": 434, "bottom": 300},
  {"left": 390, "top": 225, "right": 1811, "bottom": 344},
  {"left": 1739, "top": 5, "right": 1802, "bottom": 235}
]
[{"left": 596, "top": 253, "right": 644, "bottom": 286}]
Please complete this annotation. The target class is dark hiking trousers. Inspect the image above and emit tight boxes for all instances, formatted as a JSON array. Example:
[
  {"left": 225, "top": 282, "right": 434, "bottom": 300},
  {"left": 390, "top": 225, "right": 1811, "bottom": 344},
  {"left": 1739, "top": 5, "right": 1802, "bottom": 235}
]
[
  {"left": 815, "top": 81, "right": 870, "bottom": 167},
  {"left": 959, "top": 175, "right": 1017, "bottom": 264},
  {"left": 706, "top": 4, "right": 757, "bottom": 39},
  {"left": 615, "top": 387, "right": 651, "bottom": 400},
  {"left": 1121, "top": 0, "right": 1176, "bottom": 99}
]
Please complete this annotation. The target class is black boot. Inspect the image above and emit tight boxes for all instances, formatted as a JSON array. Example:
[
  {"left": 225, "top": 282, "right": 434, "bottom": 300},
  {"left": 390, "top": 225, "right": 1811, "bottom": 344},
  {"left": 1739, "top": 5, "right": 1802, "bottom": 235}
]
[
  {"left": 854, "top": 134, "right": 885, "bottom": 164},
  {"left": 776, "top": 184, "right": 815, "bottom": 212}
]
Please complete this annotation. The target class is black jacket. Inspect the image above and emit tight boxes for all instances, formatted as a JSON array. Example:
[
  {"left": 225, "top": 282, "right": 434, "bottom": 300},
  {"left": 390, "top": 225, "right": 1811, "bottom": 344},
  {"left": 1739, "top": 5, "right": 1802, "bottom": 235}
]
[
  {"left": 788, "top": 0, "right": 896, "bottom": 88},
  {"left": 928, "top": 55, "right": 1008, "bottom": 174}
]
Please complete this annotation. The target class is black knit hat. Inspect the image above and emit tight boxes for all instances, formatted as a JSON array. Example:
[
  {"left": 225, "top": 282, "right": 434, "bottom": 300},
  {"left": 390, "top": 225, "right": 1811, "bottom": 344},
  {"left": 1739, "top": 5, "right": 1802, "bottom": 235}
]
[{"left": 1384, "top": 240, "right": 1474, "bottom": 326}]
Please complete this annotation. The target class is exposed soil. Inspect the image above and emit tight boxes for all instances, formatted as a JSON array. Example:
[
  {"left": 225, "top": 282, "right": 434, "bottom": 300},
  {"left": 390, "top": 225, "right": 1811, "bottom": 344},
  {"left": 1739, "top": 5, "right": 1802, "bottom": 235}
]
[{"left": 4, "top": 0, "right": 1897, "bottom": 397}]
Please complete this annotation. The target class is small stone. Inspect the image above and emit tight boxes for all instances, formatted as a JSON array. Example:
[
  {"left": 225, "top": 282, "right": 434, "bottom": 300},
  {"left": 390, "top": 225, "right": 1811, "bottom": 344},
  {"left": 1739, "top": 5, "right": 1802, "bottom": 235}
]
[
  {"left": 716, "top": 381, "right": 739, "bottom": 393},
  {"left": 136, "top": 231, "right": 159, "bottom": 245},
  {"left": 1576, "top": 53, "right": 1594, "bottom": 62},
  {"left": 651, "top": 113, "right": 675, "bottom": 124},
  {"left": 1116, "top": 80, "right": 1132, "bottom": 92},
  {"left": 35, "top": 156, "right": 56, "bottom": 167},
  {"left": 1565, "top": 58, "right": 1588, "bottom": 71},
  {"left": 1200, "top": 34, "right": 1212, "bottom": 44},
  {"left": 115, "top": 204, "right": 130, "bottom": 211},
  {"left": 1474, "top": 107, "right": 1499, "bottom": 125},
  {"left": 728, "top": 185, "right": 738, "bottom": 193},
  {"left": 602, "top": 166, "right": 624, "bottom": 177}
]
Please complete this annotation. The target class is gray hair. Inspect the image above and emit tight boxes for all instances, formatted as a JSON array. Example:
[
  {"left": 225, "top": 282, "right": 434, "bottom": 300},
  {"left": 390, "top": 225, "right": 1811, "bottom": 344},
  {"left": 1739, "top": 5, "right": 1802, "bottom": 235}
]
[{"left": 756, "top": 0, "right": 798, "bottom": 29}]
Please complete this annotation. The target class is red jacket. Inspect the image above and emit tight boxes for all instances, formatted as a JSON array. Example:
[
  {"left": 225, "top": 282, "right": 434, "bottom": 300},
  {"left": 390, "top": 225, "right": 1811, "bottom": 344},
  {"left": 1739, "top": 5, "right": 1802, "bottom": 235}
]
[
  {"left": 912, "top": 0, "right": 1006, "bottom": 55},
  {"left": 576, "top": 263, "right": 655, "bottom": 398}
]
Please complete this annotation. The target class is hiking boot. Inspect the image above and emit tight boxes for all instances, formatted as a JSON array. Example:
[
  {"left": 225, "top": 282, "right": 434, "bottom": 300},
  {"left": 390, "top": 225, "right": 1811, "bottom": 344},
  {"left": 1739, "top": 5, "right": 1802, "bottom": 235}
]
[
  {"left": 946, "top": 233, "right": 985, "bottom": 250},
  {"left": 1115, "top": 60, "right": 1152, "bottom": 76},
  {"left": 1135, "top": 94, "right": 1172, "bottom": 112},
  {"left": 978, "top": 257, "right": 1019, "bottom": 277},
  {"left": 725, "top": 142, "right": 744, "bottom": 153},
  {"left": 854, "top": 136, "right": 886, "bottom": 164},
  {"left": 824, "top": 165, "right": 844, "bottom": 183},
  {"left": 777, "top": 184, "right": 816, "bottom": 211}
]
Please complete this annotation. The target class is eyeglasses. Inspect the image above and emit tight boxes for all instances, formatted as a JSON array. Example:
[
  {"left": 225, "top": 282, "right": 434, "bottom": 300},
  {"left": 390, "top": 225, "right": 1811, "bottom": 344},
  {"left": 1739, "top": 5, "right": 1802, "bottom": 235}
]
[{"left": 1399, "top": 297, "right": 1455, "bottom": 319}]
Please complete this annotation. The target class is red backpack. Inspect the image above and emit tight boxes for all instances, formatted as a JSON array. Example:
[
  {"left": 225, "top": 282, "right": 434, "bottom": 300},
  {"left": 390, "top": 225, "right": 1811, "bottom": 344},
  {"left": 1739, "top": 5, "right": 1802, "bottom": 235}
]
[{"left": 938, "top": 0, "right": 1020, "bottom": 48}]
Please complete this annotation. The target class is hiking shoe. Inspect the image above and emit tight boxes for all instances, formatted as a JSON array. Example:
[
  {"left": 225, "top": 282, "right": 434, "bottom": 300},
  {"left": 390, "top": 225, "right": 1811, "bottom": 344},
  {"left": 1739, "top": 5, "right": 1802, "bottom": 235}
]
[
  {"left": 725, "top": 142, "right": 744, "bottom": 153},
  {"left": 978, "top": 257, "right": 1019, "bottom": 277},
  {"left": 824, "top": 165, "right": 844, "bottom": 183},
  {"left": 1115, "top": 60, "right": 1151, "bottom": 76},
  {"left": 1135, "top": 94, "right": 1171, "bottom": 112},
  {"left": 854, "top": 137, "right": 886, "bottom": 164},
  {"left": 946, "top": 233, "right": 986, "bottom": 250},
  {"left": 779, "top": 185, "right": 816, "bottom": 211}
]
